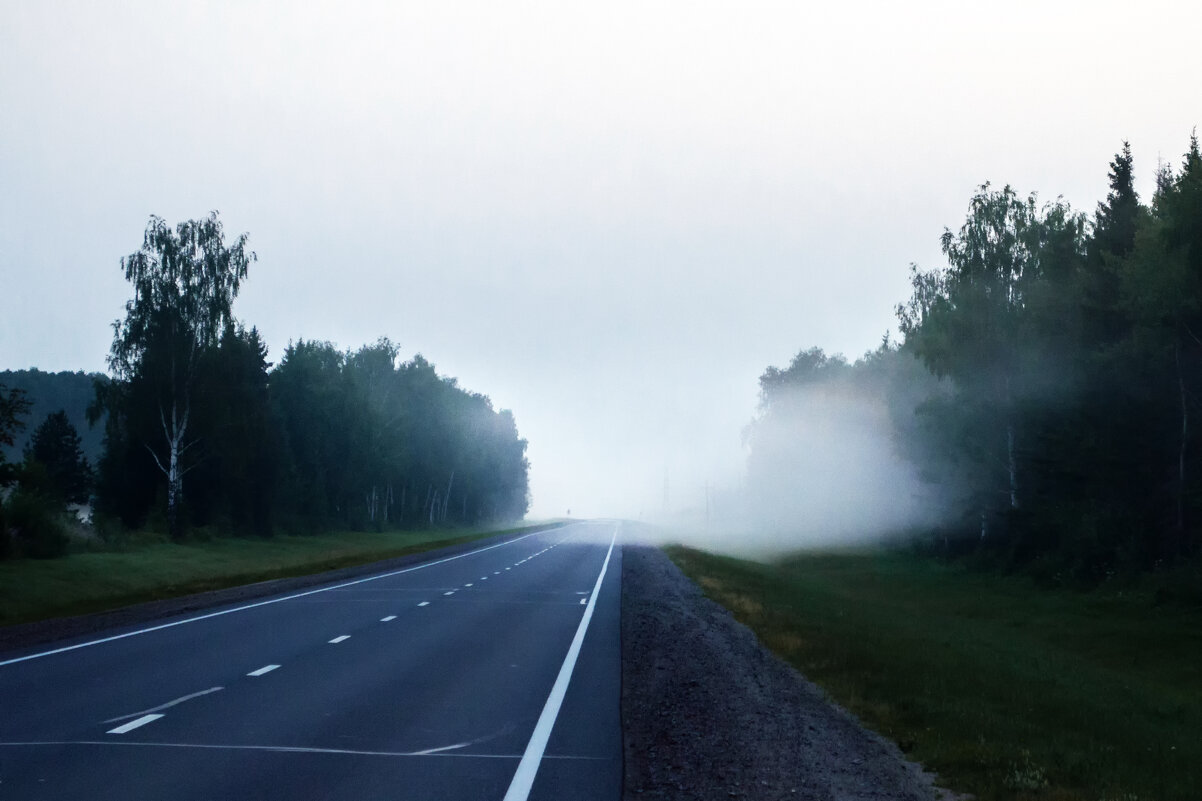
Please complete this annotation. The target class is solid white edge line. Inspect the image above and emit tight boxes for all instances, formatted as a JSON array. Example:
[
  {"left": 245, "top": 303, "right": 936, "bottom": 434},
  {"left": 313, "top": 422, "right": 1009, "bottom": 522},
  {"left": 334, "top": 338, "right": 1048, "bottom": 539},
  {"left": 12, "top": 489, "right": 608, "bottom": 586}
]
[
  {"left": 247, "top": 664, "right": 280, "bottom": 677},
  {"left": 501, "top": 526, "right": 618, "bottom": 801},
  {"left": 1, "top": 526, "right": 570, "bottom": 668},
  {"left": 106, "top": 714, "right": 163, "bottom": 735}
]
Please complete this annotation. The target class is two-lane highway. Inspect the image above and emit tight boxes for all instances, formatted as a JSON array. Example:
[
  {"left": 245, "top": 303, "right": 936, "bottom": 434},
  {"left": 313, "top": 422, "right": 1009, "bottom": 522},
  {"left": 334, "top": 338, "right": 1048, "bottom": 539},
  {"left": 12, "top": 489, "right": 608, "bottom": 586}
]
[{"left": 0, "top": 521, "right": 622, "bottom": 800}]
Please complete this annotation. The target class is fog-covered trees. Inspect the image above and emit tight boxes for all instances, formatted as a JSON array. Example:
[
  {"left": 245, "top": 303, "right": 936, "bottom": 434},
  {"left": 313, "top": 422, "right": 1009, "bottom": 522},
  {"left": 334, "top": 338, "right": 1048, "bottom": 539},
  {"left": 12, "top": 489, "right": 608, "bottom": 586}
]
[
  {"left": 894, "top": 134, "right": 1202, "bottom": 572},
  {"left": 271, "top": 341, "right": 530, "bottom": 530},
  {"left": 87, "top": 213, "right": 529, "bottom": 540},
  {"left": 897, "top": 185, "right": 1087, "bottom": 536},
  {"left": 753, "top": 133, "right": 1202, "bottom": 578}
]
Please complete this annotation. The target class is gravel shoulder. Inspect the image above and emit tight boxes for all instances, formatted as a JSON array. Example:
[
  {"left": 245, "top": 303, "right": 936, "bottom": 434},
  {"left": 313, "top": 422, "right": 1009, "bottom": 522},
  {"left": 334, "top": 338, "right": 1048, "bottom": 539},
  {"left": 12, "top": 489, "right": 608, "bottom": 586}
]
[{"left": 621, "top": 545, "right": 950, "bottom": 801}]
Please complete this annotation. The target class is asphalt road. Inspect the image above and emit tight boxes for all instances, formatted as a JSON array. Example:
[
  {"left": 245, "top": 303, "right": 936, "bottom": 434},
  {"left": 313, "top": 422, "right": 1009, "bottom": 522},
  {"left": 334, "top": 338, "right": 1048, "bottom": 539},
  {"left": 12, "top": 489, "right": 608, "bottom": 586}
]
[{"left": 0, "top": 521, "right": 622, "bottom": 800}]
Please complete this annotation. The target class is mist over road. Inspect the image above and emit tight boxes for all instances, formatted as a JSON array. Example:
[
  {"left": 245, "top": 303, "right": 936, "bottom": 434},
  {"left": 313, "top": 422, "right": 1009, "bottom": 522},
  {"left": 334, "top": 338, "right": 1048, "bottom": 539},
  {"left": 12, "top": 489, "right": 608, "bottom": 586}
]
[{"left": 0, "top": 522, "right": 621, "bottom": 800}]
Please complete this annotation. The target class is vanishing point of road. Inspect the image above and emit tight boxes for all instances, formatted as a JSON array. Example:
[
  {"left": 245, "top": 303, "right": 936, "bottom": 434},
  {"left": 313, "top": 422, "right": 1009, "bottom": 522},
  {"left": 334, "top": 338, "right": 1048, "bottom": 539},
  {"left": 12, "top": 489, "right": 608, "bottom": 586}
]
[{"left": 0, "top": 521, "right": 622, "bottom": 800}]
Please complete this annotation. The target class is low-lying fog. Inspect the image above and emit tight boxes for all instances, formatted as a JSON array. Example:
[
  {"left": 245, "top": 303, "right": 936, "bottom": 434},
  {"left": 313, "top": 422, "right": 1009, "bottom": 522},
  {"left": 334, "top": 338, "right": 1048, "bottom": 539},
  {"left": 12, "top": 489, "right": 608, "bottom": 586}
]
[{"left": 612, "top": 360, "right": 946, "bottom": 560}]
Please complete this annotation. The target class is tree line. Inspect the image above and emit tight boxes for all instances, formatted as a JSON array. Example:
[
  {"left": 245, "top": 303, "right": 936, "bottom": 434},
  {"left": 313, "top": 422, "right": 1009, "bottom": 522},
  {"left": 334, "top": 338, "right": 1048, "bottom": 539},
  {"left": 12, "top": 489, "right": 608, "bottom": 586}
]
[
  {"left": 0, "top": 370, "right": 105, "bottom": 465},
  {"left": 1, "top": 212, "right": 530, "bottom": 557},
  {"left": 750, "top": 134, "right": 1201, "bottom": 579}
]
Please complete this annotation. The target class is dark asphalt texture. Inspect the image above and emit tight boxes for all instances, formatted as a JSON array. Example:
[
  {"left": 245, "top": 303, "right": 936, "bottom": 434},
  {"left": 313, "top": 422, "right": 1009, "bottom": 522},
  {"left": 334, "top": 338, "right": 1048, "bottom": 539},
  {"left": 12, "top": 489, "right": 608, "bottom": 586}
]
[{"left": 0, "top": 522, "right": 622, "bottom": 801}]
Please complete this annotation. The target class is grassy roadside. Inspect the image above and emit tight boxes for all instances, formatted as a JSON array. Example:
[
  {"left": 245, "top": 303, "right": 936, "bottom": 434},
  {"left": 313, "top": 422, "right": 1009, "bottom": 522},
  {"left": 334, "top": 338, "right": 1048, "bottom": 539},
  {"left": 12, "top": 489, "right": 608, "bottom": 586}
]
[
  {"left": 0, "top": 523, "right": 560, "bottom": 627},
  {"left": 666, "top": 545, "right": 1202, "bottom": 801}
]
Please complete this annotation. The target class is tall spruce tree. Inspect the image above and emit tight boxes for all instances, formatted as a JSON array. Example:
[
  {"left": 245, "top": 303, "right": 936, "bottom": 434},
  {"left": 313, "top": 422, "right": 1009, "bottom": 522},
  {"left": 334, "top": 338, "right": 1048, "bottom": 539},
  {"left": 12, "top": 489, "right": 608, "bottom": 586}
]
[{"left": 24, "top": 410, "right": 92, "bottom": 504}]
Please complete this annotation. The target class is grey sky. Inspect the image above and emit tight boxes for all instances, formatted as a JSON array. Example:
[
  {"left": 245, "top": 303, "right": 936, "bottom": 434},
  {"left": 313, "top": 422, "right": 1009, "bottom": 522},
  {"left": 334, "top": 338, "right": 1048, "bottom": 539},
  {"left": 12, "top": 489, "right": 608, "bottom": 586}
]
[{"left": 2, "top": 1, "right": 1199, "bottom": 518}]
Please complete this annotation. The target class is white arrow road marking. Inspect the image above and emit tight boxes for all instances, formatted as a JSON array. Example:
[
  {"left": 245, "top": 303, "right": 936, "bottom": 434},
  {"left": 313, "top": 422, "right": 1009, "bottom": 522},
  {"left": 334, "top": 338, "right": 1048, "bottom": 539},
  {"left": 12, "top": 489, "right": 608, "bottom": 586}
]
[
  {"left": 107, "top": 714, "right": 163, "bottom": 735},
  {"left": 103, "top": 687, "right": 223, "bottom": 723}
]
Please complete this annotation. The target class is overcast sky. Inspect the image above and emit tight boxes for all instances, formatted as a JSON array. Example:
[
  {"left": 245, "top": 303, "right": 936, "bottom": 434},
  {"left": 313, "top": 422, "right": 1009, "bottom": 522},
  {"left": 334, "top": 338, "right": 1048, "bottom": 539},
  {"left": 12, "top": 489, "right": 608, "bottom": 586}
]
[{"left": 2, "top": 1, "right": 1199, "bottom": 518}]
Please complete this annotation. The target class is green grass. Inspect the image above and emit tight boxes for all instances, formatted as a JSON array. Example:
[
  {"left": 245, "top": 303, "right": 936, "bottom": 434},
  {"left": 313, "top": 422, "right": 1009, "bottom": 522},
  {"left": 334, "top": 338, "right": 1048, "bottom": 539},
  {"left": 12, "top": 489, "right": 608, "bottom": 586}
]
[
  {"left": 666, "top": 545, "right": 1202, "bottom": 801},
  {"left": 0, "top": 523, "right": 560, "bottom": 626}
]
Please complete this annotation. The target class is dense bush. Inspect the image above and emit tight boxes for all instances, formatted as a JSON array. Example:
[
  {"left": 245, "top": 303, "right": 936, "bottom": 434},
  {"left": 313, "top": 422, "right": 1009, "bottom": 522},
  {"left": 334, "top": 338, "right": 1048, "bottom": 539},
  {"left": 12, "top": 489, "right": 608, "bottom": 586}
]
[{"left": 4, "top": 488, "right": 69, "bottom": 559}]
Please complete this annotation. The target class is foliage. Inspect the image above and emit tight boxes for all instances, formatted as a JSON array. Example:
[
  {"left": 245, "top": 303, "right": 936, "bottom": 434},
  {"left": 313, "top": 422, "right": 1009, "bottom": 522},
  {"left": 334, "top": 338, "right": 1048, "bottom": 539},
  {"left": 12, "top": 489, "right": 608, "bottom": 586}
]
[
  {"left": 271, "top": 340, "right": 530, "bottom": 531},
  {"left": 24, "top": 410, "right": 92, "bottom": 504},
  {"left": 0, "top": 370, "right": 106, "bottom": 466},
  {"left": 3, "top": 486, "right": 70, "bottom": 559},
  {"left": 751, "top": 132, "right": 1202, "bottom": 577},
  {"left": 81, "top": 215, "right": 530, "bottom": 547},
  {"left": 0, "top": 382, "right": 32, "bottom": 486},
  {"left": 100, "top": 212, "right": 255, "bottom": 538}
]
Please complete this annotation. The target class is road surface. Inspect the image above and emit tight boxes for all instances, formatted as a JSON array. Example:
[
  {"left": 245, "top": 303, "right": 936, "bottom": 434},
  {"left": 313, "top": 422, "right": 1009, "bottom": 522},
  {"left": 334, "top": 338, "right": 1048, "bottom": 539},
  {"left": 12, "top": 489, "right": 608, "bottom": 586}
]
[{"left": 0, "top": 521, "right": 621, "bottom": 800}]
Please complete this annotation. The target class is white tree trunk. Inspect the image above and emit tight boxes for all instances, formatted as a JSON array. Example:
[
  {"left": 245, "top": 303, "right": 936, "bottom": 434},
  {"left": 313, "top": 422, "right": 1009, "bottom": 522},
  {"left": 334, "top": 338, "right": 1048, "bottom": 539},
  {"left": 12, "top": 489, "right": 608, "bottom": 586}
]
[{"left": 147, "top": 397, "right": 191, "bottom": 538}]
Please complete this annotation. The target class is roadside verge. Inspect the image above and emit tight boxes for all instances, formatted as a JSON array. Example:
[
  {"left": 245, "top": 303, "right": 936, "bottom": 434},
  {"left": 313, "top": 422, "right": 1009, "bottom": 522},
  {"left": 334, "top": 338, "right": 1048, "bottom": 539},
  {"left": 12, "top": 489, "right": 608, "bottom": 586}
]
[
  {"left": 620, "top": 545, "right": 947, "bottom": 801},
  {"left": 0, "top": 521, "right": 564, "bottom": 654}
]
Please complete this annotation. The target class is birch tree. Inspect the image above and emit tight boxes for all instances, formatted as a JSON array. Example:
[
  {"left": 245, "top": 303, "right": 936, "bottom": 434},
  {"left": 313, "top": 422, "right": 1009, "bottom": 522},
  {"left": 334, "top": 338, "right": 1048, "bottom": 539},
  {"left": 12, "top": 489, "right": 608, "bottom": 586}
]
[
  {"left": 107, "top": 212, "right": 254, "bottom": 537},
  {"left": 898, "top": 185, "right": 1085, "bottom": 535}
]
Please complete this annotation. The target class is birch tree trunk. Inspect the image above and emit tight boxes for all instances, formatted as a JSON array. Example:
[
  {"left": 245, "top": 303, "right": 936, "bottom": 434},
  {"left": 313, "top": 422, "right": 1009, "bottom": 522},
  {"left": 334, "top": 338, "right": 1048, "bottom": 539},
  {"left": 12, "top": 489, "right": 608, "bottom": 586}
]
[{"left": 146, "top": 396, "right": 192, "bottom": 539}]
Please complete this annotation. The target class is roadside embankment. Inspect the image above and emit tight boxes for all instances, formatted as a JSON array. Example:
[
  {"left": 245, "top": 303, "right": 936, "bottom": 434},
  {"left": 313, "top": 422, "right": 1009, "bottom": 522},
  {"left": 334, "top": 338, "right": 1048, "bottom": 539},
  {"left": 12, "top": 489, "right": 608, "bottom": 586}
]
[
  {"left": 658, "top": 545, "right": 1202, "bottom": 801},
  {"left": 621, "top": 545, "right": 944, "bottom": 800}
]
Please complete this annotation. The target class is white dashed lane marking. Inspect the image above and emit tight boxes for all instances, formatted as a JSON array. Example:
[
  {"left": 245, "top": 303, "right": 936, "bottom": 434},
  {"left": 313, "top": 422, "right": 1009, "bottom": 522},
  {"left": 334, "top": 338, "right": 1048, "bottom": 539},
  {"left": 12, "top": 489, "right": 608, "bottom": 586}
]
[
  {"left": 328, "top": 636, "right": 350, "bottom": 644},
  {"left": 444, "top": 591, "right": 455, "bottom": 596},
  {"left": 247, "top": 665, "right": 279, "bottom": 677},
  {"left": 0, "top": 528, "right": 551, "bottom": 668},
  {"left": 418, "top": 602, "right": 430, "bottom": 607},
  {"left": 380, "top": 616, "right": 396, "bottom": 622}
]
